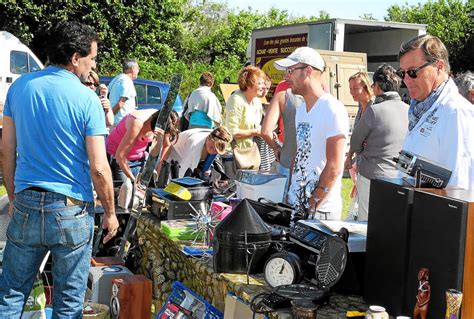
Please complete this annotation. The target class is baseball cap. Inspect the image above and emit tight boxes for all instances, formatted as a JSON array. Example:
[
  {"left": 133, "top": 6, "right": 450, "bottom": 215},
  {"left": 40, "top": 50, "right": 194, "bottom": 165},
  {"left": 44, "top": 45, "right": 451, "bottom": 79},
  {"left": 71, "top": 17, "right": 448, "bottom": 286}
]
[{"left": 274, "top": 47, "right": 326, "bottom": 72}]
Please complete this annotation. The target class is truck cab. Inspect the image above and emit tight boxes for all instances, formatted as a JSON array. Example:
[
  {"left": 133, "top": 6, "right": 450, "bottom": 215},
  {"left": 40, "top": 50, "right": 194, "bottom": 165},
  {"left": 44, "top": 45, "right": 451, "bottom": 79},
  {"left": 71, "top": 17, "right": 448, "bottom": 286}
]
[{"left": 0, "top": 31, "right": 44, "bottom": 128}]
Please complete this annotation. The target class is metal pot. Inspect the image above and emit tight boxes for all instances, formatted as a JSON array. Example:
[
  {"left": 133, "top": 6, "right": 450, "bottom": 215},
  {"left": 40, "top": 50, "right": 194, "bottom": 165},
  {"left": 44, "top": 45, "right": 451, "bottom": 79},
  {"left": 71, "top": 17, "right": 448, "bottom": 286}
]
[
  {"left": 187, "top": 185, "right": 213, "bottom": 201},
  {"left": 213, "top": 199, "right": 272, "bottom": 274}
]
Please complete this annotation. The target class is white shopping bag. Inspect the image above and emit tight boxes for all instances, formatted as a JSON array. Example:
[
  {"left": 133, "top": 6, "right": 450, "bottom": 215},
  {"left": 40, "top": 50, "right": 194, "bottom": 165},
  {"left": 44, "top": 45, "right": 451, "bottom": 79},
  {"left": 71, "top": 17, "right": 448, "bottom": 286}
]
[{"left": 117, "top": 178, "right": 133, "bottom": 209}]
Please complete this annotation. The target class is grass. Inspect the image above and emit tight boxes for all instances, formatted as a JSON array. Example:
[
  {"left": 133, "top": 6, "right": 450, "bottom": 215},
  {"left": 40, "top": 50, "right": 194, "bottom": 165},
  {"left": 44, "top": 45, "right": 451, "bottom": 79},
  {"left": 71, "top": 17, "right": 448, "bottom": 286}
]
[
  {"left": 341, "top": 177, "right": 354, "bottom": 220},
  {"left": 0, "top": 185, "right": 5, "bottom": 197}
]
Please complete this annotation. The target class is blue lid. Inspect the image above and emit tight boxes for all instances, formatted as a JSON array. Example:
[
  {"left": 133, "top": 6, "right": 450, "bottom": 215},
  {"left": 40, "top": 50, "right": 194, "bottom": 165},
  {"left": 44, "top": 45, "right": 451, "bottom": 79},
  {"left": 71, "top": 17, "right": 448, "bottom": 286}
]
[{"left": 171, "top": 177, "right": 205, "bottom": 187}]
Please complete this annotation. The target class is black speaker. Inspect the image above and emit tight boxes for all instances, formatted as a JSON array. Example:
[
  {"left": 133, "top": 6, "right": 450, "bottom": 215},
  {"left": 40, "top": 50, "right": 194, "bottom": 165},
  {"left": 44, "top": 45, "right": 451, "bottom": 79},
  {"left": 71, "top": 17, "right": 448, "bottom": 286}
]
[
  {"left": 364, "top": 178, "right": 414, "bottom": 316},
  {"left": 404, "top": 189, "right": 474, "bottom": 318},
  {"left": 93, "top": 211, "right": 130, "bottom": 257}
]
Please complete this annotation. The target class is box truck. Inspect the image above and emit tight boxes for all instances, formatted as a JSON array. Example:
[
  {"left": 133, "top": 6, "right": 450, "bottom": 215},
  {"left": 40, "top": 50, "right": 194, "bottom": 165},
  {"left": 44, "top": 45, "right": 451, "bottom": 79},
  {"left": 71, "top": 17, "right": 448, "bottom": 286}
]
[
  {"left": 250, "top": 18, "right": 426, "bottom": 116},
  {"left": 0, "top": 31, "right": 44, "bottom": 129}
]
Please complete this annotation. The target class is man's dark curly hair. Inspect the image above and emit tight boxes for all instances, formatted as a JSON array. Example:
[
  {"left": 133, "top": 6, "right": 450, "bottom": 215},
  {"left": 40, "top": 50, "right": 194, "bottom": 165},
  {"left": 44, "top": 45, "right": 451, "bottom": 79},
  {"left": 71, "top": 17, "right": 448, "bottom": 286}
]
[
  {"left": 45, "top": 21, "right": 98, "bottom": 66},
  {"left": 373, "top": 63, "right": 402, "bottom": 93}
]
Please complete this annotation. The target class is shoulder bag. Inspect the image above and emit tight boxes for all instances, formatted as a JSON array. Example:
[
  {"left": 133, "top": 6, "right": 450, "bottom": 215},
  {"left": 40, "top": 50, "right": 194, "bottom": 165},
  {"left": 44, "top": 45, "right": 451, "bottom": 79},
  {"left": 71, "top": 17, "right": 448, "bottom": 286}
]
[{"left": 232, "top": 139, "right": 261, "bottom": 170}]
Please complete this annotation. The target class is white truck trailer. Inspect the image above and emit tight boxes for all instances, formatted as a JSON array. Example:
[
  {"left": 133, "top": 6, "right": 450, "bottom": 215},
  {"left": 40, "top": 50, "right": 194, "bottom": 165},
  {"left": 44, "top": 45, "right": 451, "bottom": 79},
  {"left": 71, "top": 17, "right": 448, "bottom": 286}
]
[{"left": 249, "top": 18, "right": 426, "bottom": 114}]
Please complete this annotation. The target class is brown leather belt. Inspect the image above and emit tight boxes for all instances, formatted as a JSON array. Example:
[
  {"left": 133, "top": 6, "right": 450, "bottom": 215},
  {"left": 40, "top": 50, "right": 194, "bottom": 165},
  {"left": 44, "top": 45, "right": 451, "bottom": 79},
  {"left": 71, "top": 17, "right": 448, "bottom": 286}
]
[{"left": 26, "top": 186, "right": 49, "bottom": 192}]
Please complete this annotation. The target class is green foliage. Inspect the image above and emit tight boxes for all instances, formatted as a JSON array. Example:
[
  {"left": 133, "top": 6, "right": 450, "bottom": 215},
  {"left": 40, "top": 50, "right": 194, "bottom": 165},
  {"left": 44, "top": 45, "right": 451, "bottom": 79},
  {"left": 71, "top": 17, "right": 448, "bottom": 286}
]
[
  {"left": 2, "top": 0, "right": 470, "bottom": 96},
  {"left": 0, "top": 0, "right": 321, "bottom": 98},
  {"left": 386, "top": 0, "right": 473, "bottom": 72},
  {"left": 0, "top": 0, "right": 332, "bottom": 98},
  {"left": 138, "top": 56, "right": 242, "bottom": 103},
  {"left": 0, "top": 185, "right": 6, "bottom": 197},
  {"left": 360, "top": 13, "right": 377, "bottom": 20}
]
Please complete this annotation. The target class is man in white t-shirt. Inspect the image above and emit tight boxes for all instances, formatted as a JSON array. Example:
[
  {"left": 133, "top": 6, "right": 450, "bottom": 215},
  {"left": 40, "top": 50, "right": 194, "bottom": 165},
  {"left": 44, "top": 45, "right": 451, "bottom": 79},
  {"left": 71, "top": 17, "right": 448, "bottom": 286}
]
[
  {"left": 398, "top": 35, "right": 474, "bottom": 189},
  {"left": 109, "top": 59, "right": 139, "bottom": 125},
  {"left": 274, "top": 47, "right": 349, "bottom": 220}
]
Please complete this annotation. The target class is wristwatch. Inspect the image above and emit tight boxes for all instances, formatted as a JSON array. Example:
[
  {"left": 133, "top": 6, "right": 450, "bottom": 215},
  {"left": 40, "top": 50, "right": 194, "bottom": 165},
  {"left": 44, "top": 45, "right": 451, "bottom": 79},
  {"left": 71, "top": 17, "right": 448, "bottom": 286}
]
[{"left": 317, "top": 185, "right": 331, "bottom": 193}]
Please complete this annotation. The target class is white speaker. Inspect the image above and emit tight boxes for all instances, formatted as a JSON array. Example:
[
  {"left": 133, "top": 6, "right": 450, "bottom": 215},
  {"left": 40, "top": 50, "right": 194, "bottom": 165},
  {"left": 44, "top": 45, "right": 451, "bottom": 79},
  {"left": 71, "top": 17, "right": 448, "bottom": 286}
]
[{"left": 87, "top": 265, "right": 131, "bottom": 305}]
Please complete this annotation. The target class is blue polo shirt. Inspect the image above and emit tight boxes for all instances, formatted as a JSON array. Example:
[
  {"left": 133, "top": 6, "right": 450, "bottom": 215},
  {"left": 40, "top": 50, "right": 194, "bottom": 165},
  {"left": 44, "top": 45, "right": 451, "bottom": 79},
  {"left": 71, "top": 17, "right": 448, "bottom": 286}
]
[{"left": 3, "top": 66, "right": 107, "bottom": 201}]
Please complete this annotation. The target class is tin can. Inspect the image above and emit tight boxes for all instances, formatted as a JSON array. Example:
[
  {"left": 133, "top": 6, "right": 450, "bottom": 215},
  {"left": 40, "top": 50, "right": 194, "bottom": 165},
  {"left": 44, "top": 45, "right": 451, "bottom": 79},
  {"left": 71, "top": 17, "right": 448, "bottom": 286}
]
[
  {"left": 365, "top": 305, "right": 389, "bottom": 319},
  {"left": 291, "top": 299, "right": 317, "bottom": 319}
]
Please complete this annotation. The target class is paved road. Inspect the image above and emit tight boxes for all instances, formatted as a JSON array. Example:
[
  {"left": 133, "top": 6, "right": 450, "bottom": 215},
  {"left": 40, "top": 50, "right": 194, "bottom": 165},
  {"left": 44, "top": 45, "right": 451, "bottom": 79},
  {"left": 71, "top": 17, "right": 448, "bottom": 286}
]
[{"left": 0, "top": 195, "right": 8, "bottom": 242}]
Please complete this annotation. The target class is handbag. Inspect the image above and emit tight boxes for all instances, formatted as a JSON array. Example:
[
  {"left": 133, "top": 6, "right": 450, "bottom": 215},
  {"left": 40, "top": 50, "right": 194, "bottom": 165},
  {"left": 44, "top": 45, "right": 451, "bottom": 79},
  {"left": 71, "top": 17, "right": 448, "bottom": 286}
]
[
  {"left": 179, "top": 94, "right": 190, "bottom": 131},
  {"left": 232, "top": 141, "right": 261, "bottom": 170},
  {"left": 155, "top": 160, "right": 171, "bottom": 188}
]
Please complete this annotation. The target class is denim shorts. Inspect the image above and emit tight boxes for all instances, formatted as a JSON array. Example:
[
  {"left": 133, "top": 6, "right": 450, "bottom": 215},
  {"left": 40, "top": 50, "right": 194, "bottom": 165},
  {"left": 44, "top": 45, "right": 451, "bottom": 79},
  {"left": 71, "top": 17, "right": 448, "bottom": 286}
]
[
  {"left": 0, "top": 189, "right": 94, "bottom": 319},
  {"left": 110, "top": 157, "right": 144, "bottom": 184}
]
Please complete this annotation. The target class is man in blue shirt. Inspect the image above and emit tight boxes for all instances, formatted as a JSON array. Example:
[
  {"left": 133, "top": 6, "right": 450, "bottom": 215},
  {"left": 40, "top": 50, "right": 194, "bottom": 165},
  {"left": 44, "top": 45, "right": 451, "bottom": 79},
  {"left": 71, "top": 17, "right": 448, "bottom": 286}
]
[
  {"left": 109, "top": 59, "right": 139, "bottom": 125},
  {"left": 0, "top": 21, "right": 119, "bottom": 318}
]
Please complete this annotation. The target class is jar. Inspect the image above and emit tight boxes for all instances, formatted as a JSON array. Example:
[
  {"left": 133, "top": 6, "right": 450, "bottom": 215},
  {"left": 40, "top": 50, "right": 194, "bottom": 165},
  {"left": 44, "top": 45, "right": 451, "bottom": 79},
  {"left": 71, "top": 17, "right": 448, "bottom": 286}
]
[
  {"left": 365, "top": 305, "right": 389, "bottom": 319},
  {"left": 291, "top": 299, "right": 317, "bottom": 319}
]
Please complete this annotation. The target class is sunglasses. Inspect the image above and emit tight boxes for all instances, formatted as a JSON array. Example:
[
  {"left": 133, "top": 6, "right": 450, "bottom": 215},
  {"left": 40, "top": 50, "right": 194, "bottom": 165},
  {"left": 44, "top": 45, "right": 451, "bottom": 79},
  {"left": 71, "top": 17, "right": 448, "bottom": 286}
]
[
  {"left": 396, "top": 60, "right": 436, "bottom": 79},
  {"left": 285, "top": 66, "right": 307, "bottom": 74},
  {"left": 211, "top": 132, "right": 230, "bottom": 143},
  {"left": 84, "top": 81, "right": 97, "bottom": 87}
]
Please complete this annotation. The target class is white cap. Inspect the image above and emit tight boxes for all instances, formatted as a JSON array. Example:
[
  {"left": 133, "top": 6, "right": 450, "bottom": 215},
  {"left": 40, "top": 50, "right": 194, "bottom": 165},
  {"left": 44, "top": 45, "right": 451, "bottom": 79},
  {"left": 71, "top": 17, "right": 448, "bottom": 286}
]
[{"left": 274, "top": 47, "right": 326, "bottom": 72}]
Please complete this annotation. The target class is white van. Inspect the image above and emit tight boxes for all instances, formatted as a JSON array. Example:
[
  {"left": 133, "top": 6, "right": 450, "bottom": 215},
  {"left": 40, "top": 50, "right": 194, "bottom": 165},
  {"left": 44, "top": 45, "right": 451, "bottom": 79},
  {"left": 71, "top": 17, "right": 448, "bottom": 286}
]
[{"left": 0, "top": 31, "right": 44, "bottom": 128}]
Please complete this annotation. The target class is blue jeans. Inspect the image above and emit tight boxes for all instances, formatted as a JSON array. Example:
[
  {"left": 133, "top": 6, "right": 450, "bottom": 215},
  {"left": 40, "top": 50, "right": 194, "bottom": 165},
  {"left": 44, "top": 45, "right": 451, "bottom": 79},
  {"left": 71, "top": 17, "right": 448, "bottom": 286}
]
[
  {"left": 110, "top": 157, "right": 144, "bottom": 184},
  {"left": 276, "top": 162, "right": 290, "bottom": 203},
  {"left": 0, "top": 190, "right": 94, "bottom": 319}
]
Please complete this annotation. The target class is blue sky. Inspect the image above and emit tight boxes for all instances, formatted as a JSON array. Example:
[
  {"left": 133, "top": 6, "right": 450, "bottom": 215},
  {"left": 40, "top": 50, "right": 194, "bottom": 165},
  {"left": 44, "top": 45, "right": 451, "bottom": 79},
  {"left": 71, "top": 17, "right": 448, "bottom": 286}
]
[{"left": 215, "top": 0, "right": 432, "bottom": 20}]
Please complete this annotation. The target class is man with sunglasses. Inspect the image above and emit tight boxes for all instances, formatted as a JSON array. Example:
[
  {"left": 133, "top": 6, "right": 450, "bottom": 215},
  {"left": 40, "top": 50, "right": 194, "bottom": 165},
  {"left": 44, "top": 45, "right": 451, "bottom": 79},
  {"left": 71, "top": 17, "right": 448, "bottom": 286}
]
[
  {"left": 399, "top": 35, "right": 474, "bottom": 189},
  {"left": 274, "top": 47, "right": 349, "bottom": 220}
]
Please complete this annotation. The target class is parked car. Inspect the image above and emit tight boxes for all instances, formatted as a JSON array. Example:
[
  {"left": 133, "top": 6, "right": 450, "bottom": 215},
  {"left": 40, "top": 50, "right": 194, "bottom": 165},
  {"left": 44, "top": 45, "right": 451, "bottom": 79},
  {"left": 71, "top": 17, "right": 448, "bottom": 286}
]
[
  {"left": 0, "top": 31, "right": 44, "bottom": 128},
  {"left": 100, "top": 76, "right": 184, "bottom": 116}
]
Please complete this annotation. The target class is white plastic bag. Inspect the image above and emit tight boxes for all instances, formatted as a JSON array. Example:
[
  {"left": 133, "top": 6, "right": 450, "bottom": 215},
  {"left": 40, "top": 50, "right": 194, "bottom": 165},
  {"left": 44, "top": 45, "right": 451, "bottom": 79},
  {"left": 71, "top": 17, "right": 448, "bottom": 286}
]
[
  {"left": 118, "top": 178, "right": 133, "bottom": 209},
  {"left": 21, "top": 275, "right": 46, "bottom": 319}
]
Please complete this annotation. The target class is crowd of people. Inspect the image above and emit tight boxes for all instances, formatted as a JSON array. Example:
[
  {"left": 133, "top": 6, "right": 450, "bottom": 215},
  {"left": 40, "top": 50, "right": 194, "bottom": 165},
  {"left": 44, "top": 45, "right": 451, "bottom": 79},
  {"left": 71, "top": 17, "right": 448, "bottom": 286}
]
[
  {"left": 101, "top": 34, "right": 473, "bottom": 222},
  {"left": 67, "top": 37, "right": 474, "bottom": 224},
  {"left": 0, "top": 19, "right": 473, "bottom": 317}
]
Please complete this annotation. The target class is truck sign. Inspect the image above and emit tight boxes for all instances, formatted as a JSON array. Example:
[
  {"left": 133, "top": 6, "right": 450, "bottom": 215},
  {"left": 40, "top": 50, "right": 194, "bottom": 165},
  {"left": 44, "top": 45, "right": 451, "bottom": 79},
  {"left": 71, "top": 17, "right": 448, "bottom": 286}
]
[{"left": 255, "top": 33, "right": 307, "bottom": 99}]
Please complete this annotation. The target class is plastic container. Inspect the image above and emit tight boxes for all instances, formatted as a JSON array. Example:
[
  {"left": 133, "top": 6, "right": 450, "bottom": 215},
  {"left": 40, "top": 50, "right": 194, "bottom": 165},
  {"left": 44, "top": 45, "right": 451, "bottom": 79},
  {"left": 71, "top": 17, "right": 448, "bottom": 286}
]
[
  {"left": 157, "top": 281, "right": 223, "bottom": 319},
  {"left": 161, "top": 220, "right": 202, "bottom": 241},
  {"left": 82, "top": 302, "right": 110, "bottom": 319},
  {"left": 235, "top": 170, "right": 286, "bottom": 202},
  {"left": 210, "top": 202, "right": 232, "bottom": 221}
]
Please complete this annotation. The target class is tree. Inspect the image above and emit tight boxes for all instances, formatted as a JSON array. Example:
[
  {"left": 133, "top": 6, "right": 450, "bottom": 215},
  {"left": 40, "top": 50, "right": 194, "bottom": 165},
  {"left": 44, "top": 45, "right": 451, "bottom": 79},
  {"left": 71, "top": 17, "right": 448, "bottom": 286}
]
[
  {"left": 0, "top": 1, "right": 189, "bottom": 71},
  {"left": 386, "top": 0, "right": 473, "bottom": 72},
  {"left": 0, "top": 0, "right": 326, "bottom": 98},
  {"left": 360, "top": 13, "right": 377, "bottom": 20}
]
